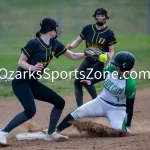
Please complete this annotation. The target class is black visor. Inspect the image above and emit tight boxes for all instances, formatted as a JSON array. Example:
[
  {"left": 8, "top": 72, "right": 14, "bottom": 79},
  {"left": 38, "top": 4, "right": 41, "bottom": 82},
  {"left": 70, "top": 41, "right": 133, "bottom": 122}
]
[
  {"left": 92, "top": 8, "right": 109, "bottom": 19},
  {"left": 40, "top": 18, "right": 59, "bottom": 33}
]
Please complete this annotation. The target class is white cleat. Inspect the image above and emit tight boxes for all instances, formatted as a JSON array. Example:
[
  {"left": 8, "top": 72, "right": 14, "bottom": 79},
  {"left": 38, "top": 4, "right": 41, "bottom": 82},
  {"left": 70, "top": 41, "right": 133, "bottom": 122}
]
[
  {"left": 45, "top": 132, "right": 69, "bottom": 141},
  {"left": 0, "top": 130, "right": 8, "bottom": 145}
]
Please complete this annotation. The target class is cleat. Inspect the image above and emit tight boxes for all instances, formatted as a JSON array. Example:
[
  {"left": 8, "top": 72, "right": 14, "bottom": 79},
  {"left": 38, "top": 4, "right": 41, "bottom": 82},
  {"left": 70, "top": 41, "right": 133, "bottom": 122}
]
[
  {"left": 45, "top": 132, "right": 69, "bottom": 141},
  {"left": 0, "top": 130, "right": 8, "bottom": 145}
]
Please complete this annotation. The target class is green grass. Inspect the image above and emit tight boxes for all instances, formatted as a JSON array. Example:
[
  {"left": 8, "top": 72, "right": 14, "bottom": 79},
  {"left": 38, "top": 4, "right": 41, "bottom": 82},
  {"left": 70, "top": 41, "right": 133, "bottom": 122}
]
[{"left": 0, "top": 0, "right": 150, "bottom": 98}]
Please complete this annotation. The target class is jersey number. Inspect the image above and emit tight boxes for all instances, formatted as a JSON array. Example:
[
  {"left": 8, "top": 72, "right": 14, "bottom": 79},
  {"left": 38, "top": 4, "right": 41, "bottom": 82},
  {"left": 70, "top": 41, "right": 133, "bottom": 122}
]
[{"left": 98, "top": 38, "right": 105, "bottom": 44}]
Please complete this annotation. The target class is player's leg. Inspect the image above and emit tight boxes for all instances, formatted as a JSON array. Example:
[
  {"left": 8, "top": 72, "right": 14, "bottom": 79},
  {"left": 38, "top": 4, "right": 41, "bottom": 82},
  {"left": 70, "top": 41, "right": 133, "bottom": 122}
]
[
  {"left": 106, "top": 107, "right": 126, "bottom": 130},
  {"left": 30, "top": 81, "right": 68, "bottom": 141},
  {"left": 57, "top": 97, "right": 105, "bottom": 133},
  {"left": 84, "top": 61, "right": 104, "bottom": 99},
  {"left": 74, "top": 58, "right": 92, "bottom": 107},
  {"left": 0, "top": 80, "right": 36, "bottom": 145}
]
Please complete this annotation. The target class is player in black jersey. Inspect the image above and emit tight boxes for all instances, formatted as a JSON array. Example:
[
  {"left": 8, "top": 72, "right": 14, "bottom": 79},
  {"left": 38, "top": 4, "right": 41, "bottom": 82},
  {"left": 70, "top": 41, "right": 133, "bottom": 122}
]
[
  {"left": 0, "top": 18, "right": 85, "bottom": 145},
  {"left": 66, "top": 8, "right": 117, "bottom": 107}
]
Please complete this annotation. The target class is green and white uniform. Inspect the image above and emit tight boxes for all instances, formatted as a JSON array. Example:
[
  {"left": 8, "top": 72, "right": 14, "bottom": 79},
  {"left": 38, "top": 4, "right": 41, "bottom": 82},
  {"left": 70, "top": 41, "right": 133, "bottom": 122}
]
[{"left": 71, "top": 65, "right": 136, "bottom": 130}]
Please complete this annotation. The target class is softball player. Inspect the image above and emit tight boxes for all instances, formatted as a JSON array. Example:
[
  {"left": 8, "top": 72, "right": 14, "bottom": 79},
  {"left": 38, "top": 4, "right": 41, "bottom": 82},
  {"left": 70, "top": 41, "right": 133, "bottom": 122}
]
[
  {"left": 66, "top": 8, "right": 117, "bottom": 107},
  {"left": 56, "top": 51, "right": 136, "bottom": 134},
  {"left": 0, "top": 18, "right": 85, "bottom": 145}
]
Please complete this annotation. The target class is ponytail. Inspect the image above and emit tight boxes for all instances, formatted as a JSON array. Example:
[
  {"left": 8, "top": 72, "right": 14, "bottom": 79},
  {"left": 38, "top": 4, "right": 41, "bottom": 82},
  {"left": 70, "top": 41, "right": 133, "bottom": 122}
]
[{"left": 36, "top": 31, "right": 41, "bottom": 37}]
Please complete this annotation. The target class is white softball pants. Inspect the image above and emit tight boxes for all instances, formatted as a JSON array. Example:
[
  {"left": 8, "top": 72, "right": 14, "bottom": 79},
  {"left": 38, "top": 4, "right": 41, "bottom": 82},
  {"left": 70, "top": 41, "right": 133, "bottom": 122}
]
[{"left": 71, "top": 96, "right": 126, "bottom": 130}]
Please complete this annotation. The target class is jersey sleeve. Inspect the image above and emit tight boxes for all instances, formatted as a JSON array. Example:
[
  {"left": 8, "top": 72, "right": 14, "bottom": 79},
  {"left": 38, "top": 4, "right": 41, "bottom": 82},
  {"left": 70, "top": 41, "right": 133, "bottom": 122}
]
[
  {"left": 54, "top": 40, "right": 67, "bottom": 58},
  {"left": 104, "top": 65, "right": 116, "bottom": 72},
  {"left": 126, "top": 78, "right": 136, "bottom": 127},
  {"left": 107, "top": 31, "right": 117, "bottom": 46},
  {"left": 79, "top": 25, "right": 89, "bottom": 40},
  {"left": 125, "top": 77, "right": 136, "bottom": 99},
  {"left": 103, "top": 65, "right": 116, "bottom": 78},
  {"left": 90, "top": 65, "right": 116, "bottom": 84},
  {"left": 21, "top": 39, "right": 37, "bottom": 58}
]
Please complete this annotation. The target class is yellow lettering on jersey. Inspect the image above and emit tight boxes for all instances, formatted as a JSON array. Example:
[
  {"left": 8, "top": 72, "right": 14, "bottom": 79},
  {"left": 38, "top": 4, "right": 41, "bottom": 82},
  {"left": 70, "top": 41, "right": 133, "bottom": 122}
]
[
  {"left": 52, "top": 52, "right": 55, "bottom": 56},
  {"left": 98, "top": 38, "right": 105, "bottom": 44},
  {"left": 37, "top": 61, "right": 50, "bottom": 67},
  {"left": 87, "top": 42, "right": 103, "bottom": 50}
]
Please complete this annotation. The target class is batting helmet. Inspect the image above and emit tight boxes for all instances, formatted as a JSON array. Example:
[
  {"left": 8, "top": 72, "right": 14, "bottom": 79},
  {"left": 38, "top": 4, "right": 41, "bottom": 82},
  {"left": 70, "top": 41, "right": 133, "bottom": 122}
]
[{"left": 111, "top": 51, "right": 135, "bottom": 71}]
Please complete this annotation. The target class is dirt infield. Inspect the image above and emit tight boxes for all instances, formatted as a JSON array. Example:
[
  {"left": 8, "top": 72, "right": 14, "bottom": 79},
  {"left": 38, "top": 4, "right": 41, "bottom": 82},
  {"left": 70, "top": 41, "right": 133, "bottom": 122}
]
[{"left": 0, "top": 89, "right": 150, "bottom": 150}]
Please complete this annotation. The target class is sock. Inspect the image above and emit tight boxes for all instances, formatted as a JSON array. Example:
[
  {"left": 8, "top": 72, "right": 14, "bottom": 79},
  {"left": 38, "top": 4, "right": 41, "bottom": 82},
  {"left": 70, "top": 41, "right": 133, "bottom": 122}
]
[
  {"left": 57, "top": 113, "right": 74, "bottom": 133},
  {"left": 48, "top": 107, "right": 62, "bottom": 135},
  {"left": 2, "top": 112, "right": 29, "bottom": 133}
]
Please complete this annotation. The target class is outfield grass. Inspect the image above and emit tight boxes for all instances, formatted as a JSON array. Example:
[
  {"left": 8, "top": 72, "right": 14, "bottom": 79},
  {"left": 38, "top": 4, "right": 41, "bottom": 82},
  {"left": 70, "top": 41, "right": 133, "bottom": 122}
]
[{"left": 0, "top": 0, "right": 150, "bottom": 98}]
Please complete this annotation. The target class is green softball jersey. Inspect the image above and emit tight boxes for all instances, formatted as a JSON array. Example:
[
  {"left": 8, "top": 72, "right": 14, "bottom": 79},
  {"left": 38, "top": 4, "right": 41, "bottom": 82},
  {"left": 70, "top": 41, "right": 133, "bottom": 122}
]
[{"left": 99, "top": 65, "right": 136, "bottom": 105}]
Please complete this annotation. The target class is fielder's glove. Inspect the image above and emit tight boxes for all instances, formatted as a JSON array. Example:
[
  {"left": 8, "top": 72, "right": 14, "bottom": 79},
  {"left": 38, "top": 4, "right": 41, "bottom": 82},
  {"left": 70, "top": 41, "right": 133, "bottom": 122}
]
[{"left": 84, "top": 47, "right": 103, "bottom": 61}]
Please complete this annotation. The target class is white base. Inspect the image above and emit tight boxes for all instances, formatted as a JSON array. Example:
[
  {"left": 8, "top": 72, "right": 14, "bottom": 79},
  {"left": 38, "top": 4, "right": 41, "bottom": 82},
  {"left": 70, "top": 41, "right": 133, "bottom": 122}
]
[{"left": 16, "top": 132, "right": 46, "bottom": 140}]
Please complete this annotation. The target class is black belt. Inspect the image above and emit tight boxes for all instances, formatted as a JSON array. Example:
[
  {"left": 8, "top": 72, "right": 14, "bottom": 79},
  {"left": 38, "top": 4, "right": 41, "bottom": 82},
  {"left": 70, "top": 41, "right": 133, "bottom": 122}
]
[{"left": 100, "top": 97, "right": 126, "bottom": 107}]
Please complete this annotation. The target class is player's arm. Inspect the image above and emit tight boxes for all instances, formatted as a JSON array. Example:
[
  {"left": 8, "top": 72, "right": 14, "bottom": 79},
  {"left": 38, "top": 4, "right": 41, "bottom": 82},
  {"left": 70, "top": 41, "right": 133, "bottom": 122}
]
[
  {"left": 19, "top": 40, "right": 43, "bottom": 71},
  {"left": 67, "top": 25, "right": 89, "bottom": 50},
  {"left": 107, "top": 30, "right": 117, "bottom": 59},
  {"left": 18, "top": 53, "right": 32, "bottom": 70},
  {"left": 80, "top": 77, "right": 104, "bottom": 85},
  {"left": 80, "top": 65, "right": 116, "bottom": 85},
  {"left": 55, "top": 39, "right": 85, "bottom": 60},
  {"left": 18, "top": 53, "right": 43, "bottom": 71},
  {"left": 104, "top": 45, "right": 114, "bottom": 68},
  {"left": 63, "top": 50, "right": 86, "bottom": 60},
  {"left": 108, "top": 44, "right": 115, "bottom": 58},
  {"left": 125, "top": 78, "right": 136, "bottom": 133},
  {"left": 126, "top": 98, "right": 135, "bottom": 127},
  {"left": 66, "top": 36, "right": 83, "bottom": 50}
]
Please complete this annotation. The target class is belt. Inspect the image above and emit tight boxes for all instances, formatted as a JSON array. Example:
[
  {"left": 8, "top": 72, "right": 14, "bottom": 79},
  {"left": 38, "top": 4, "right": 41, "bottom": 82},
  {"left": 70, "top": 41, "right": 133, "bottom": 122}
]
[{"left": 100, "top": 97, "right": 126, "bottom": 107}]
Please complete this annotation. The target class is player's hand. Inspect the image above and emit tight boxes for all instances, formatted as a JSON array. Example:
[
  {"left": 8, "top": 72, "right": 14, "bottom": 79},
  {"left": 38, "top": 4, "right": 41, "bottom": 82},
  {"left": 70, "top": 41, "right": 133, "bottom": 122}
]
[
  {"left": 32, "top": 63, "right": 43, "bottom": 71},
  {"left": 80, "top": 80, "right": 92, "bottom": 85},
  {"left": 66, "top": 44, "right": 73, "bottom": 50}
]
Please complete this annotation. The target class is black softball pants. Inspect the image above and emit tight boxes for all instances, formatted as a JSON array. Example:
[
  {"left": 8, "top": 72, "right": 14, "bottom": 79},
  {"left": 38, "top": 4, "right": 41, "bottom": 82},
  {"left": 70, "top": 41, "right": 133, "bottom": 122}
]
[
  {"left": 2, "top": 79, "right": 65, "bottom": 134},
  {"left": 74, "top": 58, "right": 104, "bottom": 107},
  {"left": 12, "top": 80, "right": 65, "bottom": 118}
]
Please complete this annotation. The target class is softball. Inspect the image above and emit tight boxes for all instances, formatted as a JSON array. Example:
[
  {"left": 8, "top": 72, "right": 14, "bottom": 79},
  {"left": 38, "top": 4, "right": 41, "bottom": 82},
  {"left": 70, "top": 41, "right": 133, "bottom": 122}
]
[{"left": 99, "top": 54, "right": 108, "bottom": 63}]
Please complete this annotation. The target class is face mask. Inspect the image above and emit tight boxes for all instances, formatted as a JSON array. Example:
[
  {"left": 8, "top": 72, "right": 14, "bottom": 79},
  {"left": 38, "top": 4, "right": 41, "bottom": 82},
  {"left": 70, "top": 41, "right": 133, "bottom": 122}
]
[
  {"left": 95, "top": 18, "right": 106, "bottom": 26},
  {"left": 53, "top": 29, "right": 61, "bottom": 39},
  {"left": 96, "top": 21, "right": 104, "bottom": 26}
]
